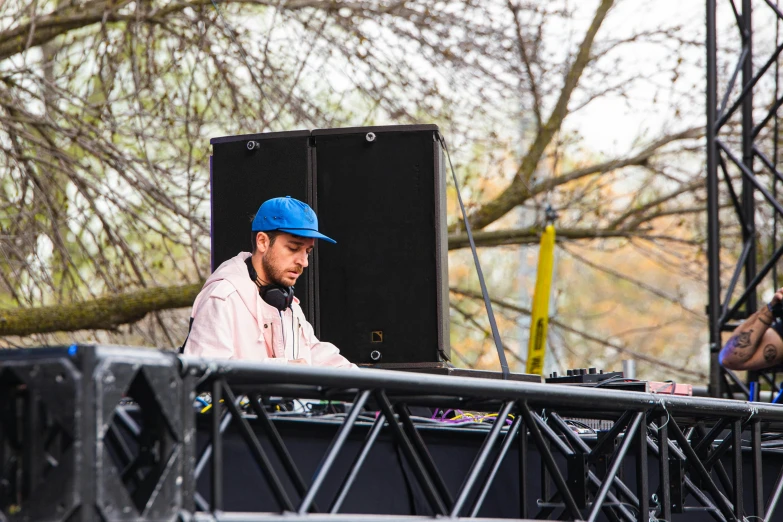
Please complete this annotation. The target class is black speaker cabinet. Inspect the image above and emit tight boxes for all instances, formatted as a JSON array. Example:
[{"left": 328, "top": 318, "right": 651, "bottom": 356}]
[
  {"left": 210, "top": 125, "right": 450, "bottom": 364},
  {"left": 210, "top": 130, "right": 315, "bottom": 320},
  {"left": 312, "top": 125, "right": 450, "bottom": 364}
]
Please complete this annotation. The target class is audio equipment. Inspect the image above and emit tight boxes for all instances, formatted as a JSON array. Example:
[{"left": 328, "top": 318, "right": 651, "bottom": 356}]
[
  {"left": 210, "top": 130, "right": 315, "bottom": 319},
  {"left": 244, "top": 256, "right": 295, "bottom": 311},
  {"left": 545, "top": 368, "right": 694, "bottom": 395},
  {"left": 546, "top": 368, "right": 622, "bottom": 384},
  {"left": 210, "top": 125, "right": 450, "bottom": 364},
  {"left": 312, "top": 125, "right": 450, "bottom": 364}
]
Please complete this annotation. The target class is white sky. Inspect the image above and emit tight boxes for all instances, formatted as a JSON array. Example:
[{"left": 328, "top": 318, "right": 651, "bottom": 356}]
[{"left": 568, "top": 1, "right": 706, "bottom": 155}]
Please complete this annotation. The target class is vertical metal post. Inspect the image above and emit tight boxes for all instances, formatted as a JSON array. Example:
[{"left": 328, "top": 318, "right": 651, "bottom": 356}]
[
  {"left": 741, "top": 0, "right": 757, "bottom": 320},
  {"left": 706, "top": 0, "right": 723, "bottom": 397},
  {"left": 731, "top": 419, "right": 744, "bottom": 519},
  {"left": 752, "top": 419, "right": 764, "bottom": 518},
  {"left": 657, "top": 415, "right": 672, "bottom": 521},
  {"left": 636, "top": 416, "right": 649, "bottom": 522},
  {"left": 181, "top": 368, "right": 197, "bottom": 513},
  {"left": 211, "top": 378, "right": 223, "bottom": 513},
  {"left": 519, "top": 417, "right": 528, "bottom": 519},
  {"left": 78, "top": 346, "right": 97, "bottom": 522},
  {"left": 540, "top": 437, "right": 550, "bottom": 507},
  {"left": 773, "top": 1, "right": 781, "bottom": 288},
  {"left": 741, "top": 0, "right": 760, "bottom": 391}
]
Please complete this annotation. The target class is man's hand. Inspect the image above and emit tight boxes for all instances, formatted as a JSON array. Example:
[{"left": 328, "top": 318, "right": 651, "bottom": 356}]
[
  {"left": 770, "top": 287, "right": 783, "bottom": 311},
  {"left": 289, "top": 358, "right": 308, "bottom": 365}
]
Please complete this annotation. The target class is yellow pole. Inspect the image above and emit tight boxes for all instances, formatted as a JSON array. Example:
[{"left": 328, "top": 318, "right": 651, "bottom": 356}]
[{"left": 526, "top": 224, "right": 556, "bottom": 375}]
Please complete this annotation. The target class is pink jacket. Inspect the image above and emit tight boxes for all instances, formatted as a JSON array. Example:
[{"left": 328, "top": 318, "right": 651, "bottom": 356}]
[{"left": 184, "top": 252, "right": 356, "bottom": 368}]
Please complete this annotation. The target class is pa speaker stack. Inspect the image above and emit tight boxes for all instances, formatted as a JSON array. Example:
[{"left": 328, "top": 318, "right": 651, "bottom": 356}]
[{"left": 209, "top": 125, "right": 450, "bottom": 365}]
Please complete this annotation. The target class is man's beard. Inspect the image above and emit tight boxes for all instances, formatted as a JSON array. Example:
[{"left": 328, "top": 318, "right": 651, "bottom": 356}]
[{"left": 262, "top": 250, "right": 302, "bottom": 287}]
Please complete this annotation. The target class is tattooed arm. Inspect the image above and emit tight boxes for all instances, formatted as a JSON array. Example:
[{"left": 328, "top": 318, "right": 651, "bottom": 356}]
[{"left": 720, "top": 287, "right": 783, "bottom": 370}]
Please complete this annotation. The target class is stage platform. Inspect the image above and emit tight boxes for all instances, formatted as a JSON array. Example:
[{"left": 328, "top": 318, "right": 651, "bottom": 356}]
[
  {"left": 2, "top": 345, "right": 783, "bottom": 521},
  {"left": 194, "top": 412, "right": 783, "bottom": 521}
]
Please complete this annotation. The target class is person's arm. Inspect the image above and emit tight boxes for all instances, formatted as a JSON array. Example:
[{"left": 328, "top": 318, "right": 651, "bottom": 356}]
[
  {"left": 296, "top": 314, "right": 357, "bottom": 369},
  {"left": 184, "top": 291, "right": 236, "bottom": 359},
  {"left": 308, "top": 341, "right": 358, "bottom": 369},
  {"left": 720, "top": 287, "right": 783, "bottom": 370}
]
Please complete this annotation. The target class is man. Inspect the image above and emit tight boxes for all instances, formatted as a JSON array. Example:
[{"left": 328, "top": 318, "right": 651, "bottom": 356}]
[
  {"left": 720, "top": 286, "right": 783, "bottom": 370},
  {"left": 184, "top": 196, "right": 355, "bottom": 368}
]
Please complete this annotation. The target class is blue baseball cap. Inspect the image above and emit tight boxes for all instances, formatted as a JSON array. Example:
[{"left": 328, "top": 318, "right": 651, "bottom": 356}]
[{"left": 251, "top": 196, "right": 336, "bottom": 244}]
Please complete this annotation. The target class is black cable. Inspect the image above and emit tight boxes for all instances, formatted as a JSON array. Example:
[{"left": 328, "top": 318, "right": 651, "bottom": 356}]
[{"left": 437, "top": 132, "right": 510, "bottom": 379}]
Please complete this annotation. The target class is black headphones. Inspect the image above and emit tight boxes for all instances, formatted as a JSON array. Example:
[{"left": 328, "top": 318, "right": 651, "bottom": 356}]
[{"left": 245, "top": 257, "right": 295, "bottom": 311}]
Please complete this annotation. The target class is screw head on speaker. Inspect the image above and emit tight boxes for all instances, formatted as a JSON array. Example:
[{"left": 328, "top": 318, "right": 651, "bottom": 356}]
[
  {"left": 370, "top": 350, "right": 382, "bottom": 361},
  {"left": 247, "top": 140, "right": 260, "bottom": 151},
  {"left": 365, "top": 132, "right": 376, "bottom": 143}
]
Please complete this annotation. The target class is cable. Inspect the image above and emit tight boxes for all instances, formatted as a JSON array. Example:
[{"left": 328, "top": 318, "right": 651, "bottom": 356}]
[
  {"left": 292, "top": 312, "right": 297, "bottom": 360},
  {"left": 278, "top": 310, "right": 292, "bottom": 359},
  {"left": 438, "top": 132, "right": 509, "bottom": 379},
  {"left": 654, "top": 380, "right": 678, "bottom": 395},
  {"left": 590, "top": 375, "right": 628, "bottom": 388}
]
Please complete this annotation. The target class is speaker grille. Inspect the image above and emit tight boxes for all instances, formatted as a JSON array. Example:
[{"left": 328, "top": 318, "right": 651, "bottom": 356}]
[
  {"left": 313, "top": 126, "right": 449, "bottom": 364},
  {"left": 210, "top": 131, "right": 314, "bottom": 320}
]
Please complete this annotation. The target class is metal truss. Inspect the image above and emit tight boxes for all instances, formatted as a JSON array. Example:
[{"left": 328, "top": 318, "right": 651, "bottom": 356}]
[
  {"left": 180, "top": 356, "right": 783, "bottom": 522},
  {"left": 707, "top": 1, "right": 783, "bottom": 397},
  {"left": 0, "top": 346, "right": 186, "bottom": 522},
  {"left": 5, "top": 346, "right": 783, "bottom": 521}
]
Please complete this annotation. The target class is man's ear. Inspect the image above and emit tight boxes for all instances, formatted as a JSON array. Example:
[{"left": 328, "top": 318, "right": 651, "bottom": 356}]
[{"left": 256, "top": 231, "right": 270, "bottom": 253}]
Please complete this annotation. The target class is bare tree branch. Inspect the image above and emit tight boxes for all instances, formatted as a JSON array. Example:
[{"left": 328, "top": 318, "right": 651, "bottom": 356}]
[
  {"left": 0, "top": 282, "right": 202, "bottom": 336},
  {"left": 465, "top": 0, "right": 615, "bottom": 231},
  {"left": 448, "top": 227, "right": 701, "bottom": 250}
]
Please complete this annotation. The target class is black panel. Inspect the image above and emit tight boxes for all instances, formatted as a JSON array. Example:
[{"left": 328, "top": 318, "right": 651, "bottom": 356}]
[
  {"left": 209, "top": 131, "right": 314, "bottom": 320},
  {"left": 198, "top": 416, "right": 783, "bottom": 522},
  {"left": 313, "top": 125, "right": 449, "bottom": 364}
]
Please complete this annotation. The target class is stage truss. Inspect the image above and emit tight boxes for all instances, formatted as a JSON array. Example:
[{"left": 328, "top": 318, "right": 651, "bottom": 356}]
[
  {"left": 706, "top": 0, "right": 783, "bottom": 397},
  {"left": 3, "top": 346, "right": 783, "bottom": 522}
]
